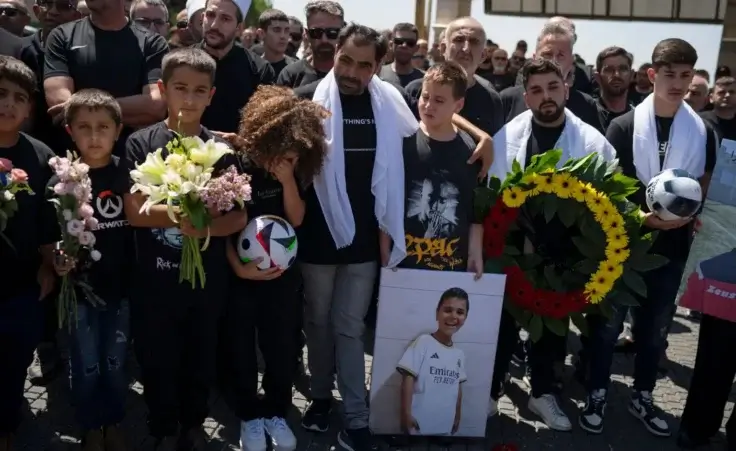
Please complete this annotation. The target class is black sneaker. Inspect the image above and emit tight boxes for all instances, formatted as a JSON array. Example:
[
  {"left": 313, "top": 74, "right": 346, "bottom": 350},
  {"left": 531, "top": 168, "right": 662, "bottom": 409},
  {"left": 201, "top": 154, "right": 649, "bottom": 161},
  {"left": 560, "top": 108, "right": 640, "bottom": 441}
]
[
  {"left": 629, "top": 391, "right": 670, "bottom": 437},
  {"left": 579, "top": 389, "right": 607, "bottom": 434},
  {"left": 301, "top": 399, "right": 331, "bottom": 432},
  {"left": 511, "top": 338, "right": 529, "bottom": 365},
  {"left": 337, "top": 428, "right": 382, "bottom": 451}
]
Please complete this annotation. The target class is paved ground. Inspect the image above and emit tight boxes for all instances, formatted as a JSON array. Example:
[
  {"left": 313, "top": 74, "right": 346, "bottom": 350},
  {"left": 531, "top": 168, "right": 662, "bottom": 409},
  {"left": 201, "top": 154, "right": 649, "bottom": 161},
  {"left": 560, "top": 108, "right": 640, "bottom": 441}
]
[{"left": 16, "top": 308, "right": 735, "bottom": 451}]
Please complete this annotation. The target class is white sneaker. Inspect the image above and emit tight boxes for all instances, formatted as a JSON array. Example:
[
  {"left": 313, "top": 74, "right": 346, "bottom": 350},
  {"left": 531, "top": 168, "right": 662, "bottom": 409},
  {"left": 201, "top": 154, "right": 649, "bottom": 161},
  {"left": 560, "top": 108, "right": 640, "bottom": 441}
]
[
  {"left": 240, "top": 419, "right": 267, "bottom": 451},
  {"left": 528, "top": 394, "right": 572, "bottom": 431},
  {"left": 487, "top": 398, "right": 498, "bottom": 417},
  {"left": 264, "top": 417, "right": 297, "bottom": 451}
]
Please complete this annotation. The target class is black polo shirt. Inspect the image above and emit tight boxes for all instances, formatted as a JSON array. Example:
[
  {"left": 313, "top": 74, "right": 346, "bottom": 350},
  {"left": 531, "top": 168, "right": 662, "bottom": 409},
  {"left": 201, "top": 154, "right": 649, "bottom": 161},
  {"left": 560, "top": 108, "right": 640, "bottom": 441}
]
[
  {"left": 44, "top": 18, "right": 169, "bottom": 155},
  {"left": 194, "top": 42, "right": 275, "bottom": 134}
]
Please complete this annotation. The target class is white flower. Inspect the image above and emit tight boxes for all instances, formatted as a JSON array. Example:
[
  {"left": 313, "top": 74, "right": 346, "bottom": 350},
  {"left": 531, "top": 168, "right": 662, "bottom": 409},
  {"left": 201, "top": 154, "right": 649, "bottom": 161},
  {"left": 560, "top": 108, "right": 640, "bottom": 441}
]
[
  {"left": 90, "top": 249, "right": 102, "bottom": 261},
  {"left": 189, "top": 139, "right": 232, "bottom": 170},
  {"left": 62, "top": 209, "right": 73, "bottom": 221},
  {"left": 130, "top": 149, "right": 168, "bottom": 186},
  {"left": 66, "top": 219, "right": 84, "bottom": 236},
  {"left": 2, "top": 190, "right": 12, "bottom": 201},
  {"left": 78, "top": 231, "right": 96, "bottom": 246}
]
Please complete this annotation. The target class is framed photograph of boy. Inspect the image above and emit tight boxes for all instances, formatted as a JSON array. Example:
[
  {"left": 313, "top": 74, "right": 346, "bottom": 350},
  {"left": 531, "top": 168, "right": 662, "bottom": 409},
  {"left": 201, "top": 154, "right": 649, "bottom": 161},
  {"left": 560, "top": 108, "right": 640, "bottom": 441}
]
[{"left": 369, "top": 268, "right": 506, "bottom": 438}]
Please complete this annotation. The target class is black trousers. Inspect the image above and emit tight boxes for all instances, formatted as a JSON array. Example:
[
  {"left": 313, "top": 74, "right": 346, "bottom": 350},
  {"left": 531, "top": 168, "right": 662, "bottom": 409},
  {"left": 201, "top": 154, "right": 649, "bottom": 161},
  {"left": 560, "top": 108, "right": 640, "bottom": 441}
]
[
  {"left": 680, "top": 314, "right": 736, "bottom": 446},
  {"left": 528, "top": 331, "right": 567, "bottom": 397},
  {"left": 490, "top": 309, "right": 519, "bottom": 399},
  {"left": 224, "top": 272, "right": 302, "bottom": 421},
  {"left": 131, "top": 281, "right": 223, "bottom": 438}
]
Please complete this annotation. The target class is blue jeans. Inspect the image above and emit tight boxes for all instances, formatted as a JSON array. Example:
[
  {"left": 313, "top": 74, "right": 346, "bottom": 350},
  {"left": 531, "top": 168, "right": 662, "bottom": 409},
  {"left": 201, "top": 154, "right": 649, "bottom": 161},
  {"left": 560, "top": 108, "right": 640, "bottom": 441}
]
[
  {"left": 68, "top": 300, "right": 130, "bottom": 430},
  {"left": 0, "top": 290, "right": 42, "bottom": 434},
  {"left": 587, "top": 260, "right": 684, "bottom": 393}
]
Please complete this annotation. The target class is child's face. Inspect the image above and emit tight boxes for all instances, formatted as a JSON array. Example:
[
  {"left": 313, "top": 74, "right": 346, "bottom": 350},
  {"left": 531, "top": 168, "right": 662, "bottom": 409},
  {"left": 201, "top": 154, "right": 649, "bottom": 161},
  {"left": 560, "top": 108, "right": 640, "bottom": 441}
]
[
  {"left": 66, "top": 107, "right": 121, "bottom": 162},
  {"left": 418, "top": 81, "right": 464, "bottom": 129},
  {"left": 0, "top": 78, "right": 31, "bottom": 134},
  {"left": 263, "top": 150, "right": 299, "bottom": 172},
  {"left": 436, "top": 296, "right": 467, "bottom": 336},
  {"left": 159, "top": 67, "right": 215, "bottom": 124}
]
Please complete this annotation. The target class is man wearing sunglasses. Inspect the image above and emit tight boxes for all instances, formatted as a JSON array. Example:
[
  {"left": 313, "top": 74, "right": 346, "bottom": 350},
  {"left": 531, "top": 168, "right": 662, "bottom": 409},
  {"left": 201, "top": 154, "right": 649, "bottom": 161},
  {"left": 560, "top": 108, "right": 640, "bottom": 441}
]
[
  {"left": 0, "top": 0, "right": 31, "bottom": 36},
  {"left": 276, "top": 0, "right": 343, "bottom": 88},
  {"left": 286, "top": 15, "right": 302, "bottom": 58},
  {"left": 130, "top": 0, "right": 169, "bottom": 36},
  {"left": 378, "top": 22, "right": 423, "bottom": 88}
]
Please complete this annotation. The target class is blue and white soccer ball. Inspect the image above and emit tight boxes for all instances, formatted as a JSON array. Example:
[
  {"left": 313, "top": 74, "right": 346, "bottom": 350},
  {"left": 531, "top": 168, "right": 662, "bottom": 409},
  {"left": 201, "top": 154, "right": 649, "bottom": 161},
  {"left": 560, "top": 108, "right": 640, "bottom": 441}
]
[
  {"left": 645, "top": 168, "right": 703, "bottom": 221},
  {"left": 237, "top": 215, "right": 298, "bottom": 270}
]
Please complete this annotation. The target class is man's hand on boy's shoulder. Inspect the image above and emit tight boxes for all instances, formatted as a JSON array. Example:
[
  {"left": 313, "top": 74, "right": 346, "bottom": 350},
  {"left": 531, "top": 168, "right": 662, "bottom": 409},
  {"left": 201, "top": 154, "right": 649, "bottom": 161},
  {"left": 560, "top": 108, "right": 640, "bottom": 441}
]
[{"left": 468, "top": 135, "right": 494, "bottom": 179}]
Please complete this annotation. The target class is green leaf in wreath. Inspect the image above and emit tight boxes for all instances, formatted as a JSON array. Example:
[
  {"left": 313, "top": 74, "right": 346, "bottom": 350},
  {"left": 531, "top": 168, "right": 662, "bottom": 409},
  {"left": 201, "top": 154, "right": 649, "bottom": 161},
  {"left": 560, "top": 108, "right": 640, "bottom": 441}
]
[
  {"left": 526, "top": 195, "right": 544, "bottom": 217},
  {"left": 572, "top": 236, "right": 604, "bottom": 260},
  {"left": 543, "top": 195, "right": 558, "bottom": 223},
  {"left": 503, "top": 300, "right": 530, "bottom": 329},
  {"left": 504, "top": 245, "right": 522, "bottom": 256},
  {"left": 628, "top": 254, "right": 669, "bottom": 272},
  {"left": 593, "top": 156, "right": 609, "bottom": 180},
  {"left": 511, "top": 158, "right": 522, "bottom": 174},
  {"left": 557, "top": 199, "right": 578, "bottom": 227},
  {"left": 517, "top": 253, "right": 543, "bottom": 270},
  {"left": 604, "top": 158, "right": 620, "bottom": 176},
  {"left": 0, "top": 210, "right": 7, "bottom": 231},
  {"left": 622, "top": 270, "right": 647, "bottom": 297},
  {"left": 528, "top": 314, "right": 544, "bottom": 342},
  {"left": 570, "top": 311, "right": 589, "bottom": 336},
  {"left": 484, "top": 259, "right": 506, "bottom": 274},
  {"left": 630, "top": 232, "right": 655, "bottom": 258},
  {"left": 597, "top": 300, "right": 615, "bottom": 319},
  {"left": 530, "top": 149, "right": 562, "bottom": 173},
  {"left": 543, "top": 316, "right": 569, "bottom": 336},
  {"left": 544, "top": 265, "right": 566, "bottom": 291},
  {"left": 488, "top": 177, "right": 501, "bottom": 192},
  {"left": 611, "top": 289, "right": 639, "bottom": 307},
  {"left": 562, "top": 270, "right": 588, "bottom": 286},
  {"left": 567, "top": 152, "right": 598, "bottom": 174},
  {"left": 574, "top": 258, "right": 599, "bottom": 274}
]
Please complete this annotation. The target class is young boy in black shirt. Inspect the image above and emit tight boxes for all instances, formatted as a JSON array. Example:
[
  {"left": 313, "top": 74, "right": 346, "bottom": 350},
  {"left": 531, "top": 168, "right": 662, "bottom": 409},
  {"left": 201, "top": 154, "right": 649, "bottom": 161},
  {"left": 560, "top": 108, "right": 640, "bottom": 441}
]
[
  {"left": 121, "top": 48, "right": 247, "bottom": 451},
  {"left": 51, "top": 89, "right": 131, "bottom": 451},
  {"left": 389, "top": 61, "right": 483, "bottom": 276},
  {"left": 222, "top": 85, "right": 328, "bottom": 451},
  {"left": 0, "top": 56, "right": 58, "bottom": 450}
]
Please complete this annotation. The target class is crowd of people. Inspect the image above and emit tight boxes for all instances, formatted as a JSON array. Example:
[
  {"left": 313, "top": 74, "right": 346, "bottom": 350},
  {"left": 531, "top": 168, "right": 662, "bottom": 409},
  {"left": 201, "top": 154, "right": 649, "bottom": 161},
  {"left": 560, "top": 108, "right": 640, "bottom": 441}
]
[{"left": 0, "top": 0, "right": 734, "bottom": 451}]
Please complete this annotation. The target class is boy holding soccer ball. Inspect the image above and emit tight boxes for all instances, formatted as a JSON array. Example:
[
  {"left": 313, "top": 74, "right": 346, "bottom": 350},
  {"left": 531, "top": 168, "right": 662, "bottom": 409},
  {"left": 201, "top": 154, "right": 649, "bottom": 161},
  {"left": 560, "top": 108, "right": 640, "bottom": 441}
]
[{"left": 222, "top": 85, "right": 329, "bottom": 451}]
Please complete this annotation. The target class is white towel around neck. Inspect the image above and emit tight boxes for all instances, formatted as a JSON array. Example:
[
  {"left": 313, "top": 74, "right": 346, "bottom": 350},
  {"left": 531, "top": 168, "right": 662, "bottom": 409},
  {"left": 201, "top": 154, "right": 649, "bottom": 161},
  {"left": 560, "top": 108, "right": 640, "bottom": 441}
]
[
  {"left": 487, "top": 108, "right": 617, "bottom": 182},
  {"left": 632, "top": 94, "right": 706, "bottom": 184},
  {"left": 312, "top": 71, "right": 418, "bottom": 268}
]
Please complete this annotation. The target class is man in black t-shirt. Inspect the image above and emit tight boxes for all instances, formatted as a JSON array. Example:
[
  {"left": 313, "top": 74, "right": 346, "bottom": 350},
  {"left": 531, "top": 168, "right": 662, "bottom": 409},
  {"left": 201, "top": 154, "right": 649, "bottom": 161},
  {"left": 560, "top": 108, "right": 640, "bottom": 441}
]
[
  {"left": 194, "top": 0, "right": 275, "bottom": 136},
  {"left": 404, "top": 17, "right": 504, "bottom": 137},
  {"left": 0, "top": 57, "right": 58, "bottom": 450},
  {"left": 594, "top": 46, "right": 634, "bottom": 132},
  {"left": 256, "top": 9, "right": 296, "bottom": 78},
  {"left": 378, "top": 22, "right": 423, "bottom": 88},
  {"left": 43, "top": 0, "right": 168, "bottom": 156},
  {"left": 584, "top": 39, "right": 717, "bottom": 438},
  {"left": 0, "top": 25, "right": 22, "bottom": 57},
  {"left": 276, "top": 0, "right": 343, "bottom": 88},
  {"left": 476, "top": 48, "right": 515, "bottom": 92},
  {"left": 629, "top": 62, "right": 653, "bottom": 106},
  {"left": 501, "top": 22, "right": 602, "bottom": 132},
  {"left": 700, "top": 76, "right": 736, "bottom": 142}
]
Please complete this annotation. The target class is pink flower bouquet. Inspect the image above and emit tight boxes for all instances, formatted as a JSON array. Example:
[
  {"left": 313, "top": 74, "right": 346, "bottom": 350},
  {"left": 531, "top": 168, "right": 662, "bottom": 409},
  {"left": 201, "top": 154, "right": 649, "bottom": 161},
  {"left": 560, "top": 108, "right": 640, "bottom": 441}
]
[
  {"left": 48, "top": 152, "right": 103, "bottom": 329},
  {"left": 0, "top": 157, "right": 34, "bottom": 249}
]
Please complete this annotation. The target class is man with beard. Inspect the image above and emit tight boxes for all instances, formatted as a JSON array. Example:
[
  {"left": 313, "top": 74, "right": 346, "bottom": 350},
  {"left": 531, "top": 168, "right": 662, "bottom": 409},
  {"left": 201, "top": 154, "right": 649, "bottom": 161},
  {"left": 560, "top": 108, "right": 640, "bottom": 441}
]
[
  {"left": 195, "top": 0, "right": 274, "bottom": 135},
  {"left": 700, "top": 76, "right": 736, "bottom": 140},
  {"left": 405, "top": 17, "right": 504, "bottom": 137},
  {"left": 685, "top": 74, "right": 710, "bottom": 112},
  {"left": 43, "top": 0, "right": 168, "bottom": 157},
  {"left": 500, "top": 22, "right": 602, "bottom": 131},
  {"left": 477, "top": 48, "right": 515, "bottom": 92},
  {"left": 488, "top": 58, "right": 615, "bottom": 432},
  {"left": 277, "top": 0, "right": 343, "bottom": 88},
  {"left": 286, "top": 16, "right": 302, "bottom": 58},
  {"left": 256, "top": 9, "right": 296, "bottom": 78},
  {"left": 378, "top": 22, "right": 423, "bottom": 88},
  {"left": 594, "top": 46, "right": 634, "bottom": 131},
  {"left": 629, "top": 63, "right": 653, "bottom": 105},
  {"left": 0, "top": 0, "right": 31, "bottom": 36},
  {"left": 508, "top": 49, "right": 525, "bottom": 76},
  {"left": 130, "top": 0, "right": 169, "bottom": 36},
  {"left": 185, "top": 0, "right": 204, "bottom": 43},
  {"left": 547, "top": 16, "right": 593, "bottom": 95}
]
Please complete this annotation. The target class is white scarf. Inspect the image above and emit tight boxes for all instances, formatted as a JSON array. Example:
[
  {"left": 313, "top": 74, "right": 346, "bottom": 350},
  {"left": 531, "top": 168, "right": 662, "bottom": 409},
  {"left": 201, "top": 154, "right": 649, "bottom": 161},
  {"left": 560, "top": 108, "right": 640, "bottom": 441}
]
[
  {"left": 312, "top": 71, "right": 418, "bottom": 267},
  {"left": 488, "top": 108, "right": 617, "bottom": 182},
  {"left": 633, "top": 94, "right": 706, "bottom": 184}
]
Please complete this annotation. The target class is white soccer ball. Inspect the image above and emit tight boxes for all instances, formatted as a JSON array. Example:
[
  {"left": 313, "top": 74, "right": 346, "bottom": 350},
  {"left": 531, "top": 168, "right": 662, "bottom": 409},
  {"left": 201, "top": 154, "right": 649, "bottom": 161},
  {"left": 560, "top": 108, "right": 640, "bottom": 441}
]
[
  {"left": 645, "top": 168, "right": 703, "bottom": 221},
  {"left": 237, "top": 215, "right": 298, "bottom": 270}
]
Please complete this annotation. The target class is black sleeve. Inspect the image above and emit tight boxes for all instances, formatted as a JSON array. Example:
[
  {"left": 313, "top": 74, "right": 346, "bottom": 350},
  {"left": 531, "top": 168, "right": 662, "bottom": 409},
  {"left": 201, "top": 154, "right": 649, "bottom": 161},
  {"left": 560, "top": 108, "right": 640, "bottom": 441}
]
[
  {"left": 605, "top": 118, "right": 633, "bottom": 174},
  {"left": 500, "top": 88, "right": 514, "bottom": 124},
  {"left": 37, "top": 147, "right": 61, "bottom": 245},
  {"left": 44, "top": 26, "right": 70, "bottom": 80},
  {"left": 121, "top": 134, "right": 147, "bottom": 190},
  {"left": 582, "top": 93, "right": 605, "bottom": 133},
  {"left": 18, "top": 42, "right": 38, "bottom": 75},
  {"left": 704, "top": 123, "right": 717, "bottom": 174},
  {"left": 403, "top": 79, "right": 421, "bottom": 119},
  {"left": 143, "top": 34, "right": 169, "bottom": 85},
  {"left": 276, "top": 65, "right": 293, "bottom": 87},
  {"left": 293, "top": 81, "right": 317, "bottom": 100},
  {"left": 254, "top": 54, "right": 276, "bottom": 87},
  {"left": 488, "top": 89, "right": 504, "bottom": 135}
]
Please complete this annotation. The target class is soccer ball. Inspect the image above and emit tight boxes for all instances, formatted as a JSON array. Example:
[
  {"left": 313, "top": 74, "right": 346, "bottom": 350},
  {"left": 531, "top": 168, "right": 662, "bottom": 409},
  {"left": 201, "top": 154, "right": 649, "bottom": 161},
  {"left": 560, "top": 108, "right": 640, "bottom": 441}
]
[
  {"left": 645, "top": 169, "right": 703, "bottom": 221},
  {"left": 237, "top": 215, "right": 298, "bottom": 270}
]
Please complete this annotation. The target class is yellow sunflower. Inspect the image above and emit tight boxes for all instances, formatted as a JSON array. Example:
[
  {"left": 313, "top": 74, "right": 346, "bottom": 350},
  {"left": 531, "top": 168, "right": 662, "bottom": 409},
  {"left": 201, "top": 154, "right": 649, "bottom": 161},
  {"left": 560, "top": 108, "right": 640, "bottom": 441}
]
[
  {"left": 585, "top": 190, "right": 608, "bottom": 216},
  {"left": 601, "top": 212, "right": 625, "bottom": 232},
  {"left": 535, "top": 174, "right": 555, "bottom": 193},
  {"left": 521, "top": 173, "right": 541, "bottom": 195},
  {"left": 594, "top": 202, "right": 619, "bottom": 225},
  {"left": 502, "top": 186, "right": 528, "bottom": 208},
  {"left": 551, "top": 173, "right": 574, "bottom": 198},
  {"left": 569, "top": 180, "right": 588, "bottom": 202},
  {"left": 584, "top": 283, "right": 606, "bottom": 304},
  {"left": 605, "top": 246, "right": 630, "bottom": 265},
  {"left": 605, "top": 226, "right": 629, "bottom": 250},
  {"left": 599, "top": 260, "right": 624, "bottom": 281}
]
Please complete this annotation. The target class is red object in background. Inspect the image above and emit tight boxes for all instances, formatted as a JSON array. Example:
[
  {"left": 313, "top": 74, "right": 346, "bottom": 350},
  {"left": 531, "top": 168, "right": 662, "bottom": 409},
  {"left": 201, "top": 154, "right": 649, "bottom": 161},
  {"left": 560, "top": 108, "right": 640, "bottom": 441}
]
[{"left": 492, "top": 443, "right": 519, "bottom": 451}]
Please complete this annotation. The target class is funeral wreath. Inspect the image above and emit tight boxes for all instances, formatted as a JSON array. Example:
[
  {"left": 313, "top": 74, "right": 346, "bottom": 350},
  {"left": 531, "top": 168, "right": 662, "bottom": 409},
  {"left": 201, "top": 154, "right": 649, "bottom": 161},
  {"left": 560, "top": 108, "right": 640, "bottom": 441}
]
[{"left": 475, "top": 150, "right": 668, "bottom": 341}]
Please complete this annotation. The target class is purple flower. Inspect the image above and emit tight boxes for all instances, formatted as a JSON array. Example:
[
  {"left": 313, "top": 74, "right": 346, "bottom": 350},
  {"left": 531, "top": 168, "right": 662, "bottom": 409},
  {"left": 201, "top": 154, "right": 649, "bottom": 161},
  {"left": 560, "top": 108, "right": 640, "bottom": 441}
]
[{"left": 201, "top": 165, "right": 252, "bottom": 213}]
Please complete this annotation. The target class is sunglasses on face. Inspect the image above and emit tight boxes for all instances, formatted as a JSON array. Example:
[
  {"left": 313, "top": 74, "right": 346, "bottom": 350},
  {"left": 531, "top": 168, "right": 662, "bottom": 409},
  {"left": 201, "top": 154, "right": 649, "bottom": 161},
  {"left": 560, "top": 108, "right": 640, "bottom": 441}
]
[
  {"left": 511, "top": 56, "right": 525, "bottom": 63},
  {"left": 0, "top": 5, "right": 25, "bottom": 17},
  {"left": 412, "top": 54, "right": 424, "bottom": 60},
  {"left": 393, "top": 37, "right": 417, "bottom": 47},
  {"left": 37, "top": 0, "right": 75, "bottom": 11},
  {"left": 493, "top": 56, "right": 508, "bottom": 61},
  {"left": 176, "top": 19, "right": 187, "bottom": 29},
  {"left": 307, "top": 27, "right": 340, "bottom": 40},
  {"left": 290, "top": 32, "right": 302, "bottom": 41},
  {"left": 135, "top": 17, "right": 167, "bottom": 27}
]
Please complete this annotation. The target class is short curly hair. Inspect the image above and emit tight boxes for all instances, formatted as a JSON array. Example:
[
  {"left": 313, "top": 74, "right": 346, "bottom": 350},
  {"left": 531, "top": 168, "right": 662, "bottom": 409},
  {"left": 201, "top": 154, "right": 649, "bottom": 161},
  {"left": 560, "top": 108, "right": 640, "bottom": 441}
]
[{"left": 237, "top": 85, "right": 330, "bottom": 185}]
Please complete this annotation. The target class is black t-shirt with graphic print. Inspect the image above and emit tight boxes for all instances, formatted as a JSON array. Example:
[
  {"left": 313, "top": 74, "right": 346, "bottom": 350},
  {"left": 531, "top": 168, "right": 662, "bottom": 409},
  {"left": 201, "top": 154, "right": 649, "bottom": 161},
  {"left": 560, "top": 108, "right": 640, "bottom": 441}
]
[
  {"left": 44, "top": 18, "right": 168, "bottom": 156},
  {"left": 0, "top": 134, "right": 59, "bottom": 303},
  {"left": 294, "top": 84, "right": 380, "bottom": 264},
  {"left": 606, "top": 110, "right": 717, "bottom": 262},
  {"left": 121, "top": 121, "right": 237, "bottom": 290},
  {"left": 48, "top": 157, "right": 132, "bottom": 302},
  {"left": 399, "top": 128, "right": 481, "bottom": 271},
  {"left": 379, "top": 64, "right": 424, "bottom": 88}
]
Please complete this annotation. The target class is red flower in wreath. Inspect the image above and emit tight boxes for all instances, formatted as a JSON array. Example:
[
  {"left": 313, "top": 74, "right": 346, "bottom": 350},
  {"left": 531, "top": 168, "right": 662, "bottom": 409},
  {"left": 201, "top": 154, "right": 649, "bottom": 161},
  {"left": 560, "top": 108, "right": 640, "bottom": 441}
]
[{"left": 490, "top": 197, "right": 519, "bottom": 223}]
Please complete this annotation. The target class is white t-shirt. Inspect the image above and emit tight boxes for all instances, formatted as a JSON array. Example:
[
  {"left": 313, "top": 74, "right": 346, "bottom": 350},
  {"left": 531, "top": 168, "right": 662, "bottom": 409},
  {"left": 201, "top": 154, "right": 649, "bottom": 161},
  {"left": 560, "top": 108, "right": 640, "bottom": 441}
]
[{"left": 397, "top": 333, "right": 467, "bottom": 435}]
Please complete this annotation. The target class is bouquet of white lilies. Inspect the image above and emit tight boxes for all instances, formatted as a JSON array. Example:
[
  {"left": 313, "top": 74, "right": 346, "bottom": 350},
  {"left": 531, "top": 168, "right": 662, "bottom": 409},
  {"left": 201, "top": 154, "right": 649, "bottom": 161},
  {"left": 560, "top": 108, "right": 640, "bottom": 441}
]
[{"left": 130, "top": 124, "right": 251, "bottom": 288}]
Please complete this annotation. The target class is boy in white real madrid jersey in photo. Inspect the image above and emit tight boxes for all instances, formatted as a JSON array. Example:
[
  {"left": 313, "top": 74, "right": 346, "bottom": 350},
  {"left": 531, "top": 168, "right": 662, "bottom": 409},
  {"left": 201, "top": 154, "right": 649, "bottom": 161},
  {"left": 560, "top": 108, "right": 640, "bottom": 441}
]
[{"left": 397, "top": 288, "right": 468, "bottom": 436}]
